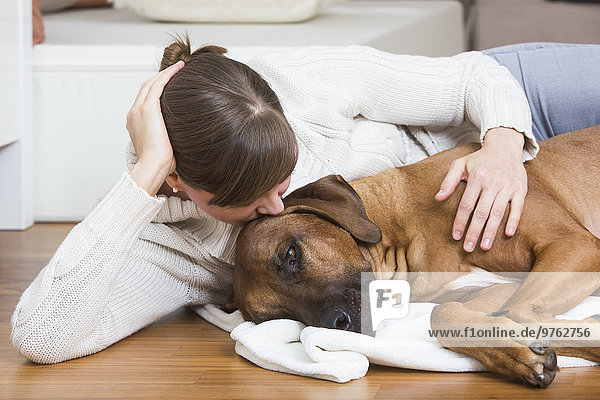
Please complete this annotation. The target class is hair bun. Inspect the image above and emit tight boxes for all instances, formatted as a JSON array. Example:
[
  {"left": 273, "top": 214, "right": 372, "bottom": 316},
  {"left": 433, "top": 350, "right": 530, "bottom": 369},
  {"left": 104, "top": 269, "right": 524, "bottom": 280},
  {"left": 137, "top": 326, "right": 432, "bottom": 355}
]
[
  {"left": 194, "top": 45, "right": 228, "bottom": 56},
  {"left": 160, "top": 33, "right": 192, "bottom": 71},
  {"left": 160, "top": 33, "right": 228, "bottom": 71}
]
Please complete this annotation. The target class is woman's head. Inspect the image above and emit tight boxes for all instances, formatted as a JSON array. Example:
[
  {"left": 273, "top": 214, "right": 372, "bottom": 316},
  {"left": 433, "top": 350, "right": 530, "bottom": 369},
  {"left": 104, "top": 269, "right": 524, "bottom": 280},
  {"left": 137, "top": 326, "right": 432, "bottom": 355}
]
[{"left": 159, "top": 34, "right": 298, "bottom": 223}]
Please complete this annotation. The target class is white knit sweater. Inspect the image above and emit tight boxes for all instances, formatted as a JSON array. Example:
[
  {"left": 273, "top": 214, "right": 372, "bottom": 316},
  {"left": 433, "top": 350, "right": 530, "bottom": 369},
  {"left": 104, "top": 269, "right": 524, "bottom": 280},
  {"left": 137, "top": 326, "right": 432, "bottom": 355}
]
[{"left": 11, "top": 46, "right": 537, "bottom": 364}]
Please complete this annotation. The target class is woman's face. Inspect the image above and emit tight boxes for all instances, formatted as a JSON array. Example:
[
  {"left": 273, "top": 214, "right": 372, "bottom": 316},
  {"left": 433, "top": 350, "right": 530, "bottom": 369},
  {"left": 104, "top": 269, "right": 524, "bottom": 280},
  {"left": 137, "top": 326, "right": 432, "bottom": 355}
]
[{"left": 181, "top": 175, "right": 292, "bottom": 226}]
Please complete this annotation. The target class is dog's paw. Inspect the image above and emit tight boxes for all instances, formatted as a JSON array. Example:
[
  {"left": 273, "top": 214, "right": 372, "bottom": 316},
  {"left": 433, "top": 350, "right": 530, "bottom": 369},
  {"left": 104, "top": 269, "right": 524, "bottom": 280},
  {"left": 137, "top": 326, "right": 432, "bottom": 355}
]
[
  {"left": 461, "top": 344, "right": 558, "bottom": 388},
  {"left": 519, "top": 342, "right": 558, "bottom": 388}
]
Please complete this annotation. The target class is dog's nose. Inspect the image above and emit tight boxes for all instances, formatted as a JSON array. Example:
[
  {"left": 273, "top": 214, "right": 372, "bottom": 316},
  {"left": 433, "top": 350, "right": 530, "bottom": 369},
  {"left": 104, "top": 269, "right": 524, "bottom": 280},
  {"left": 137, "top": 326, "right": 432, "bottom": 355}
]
[{"left": 321, "top": 308, "right": 352, "bottom": 330}]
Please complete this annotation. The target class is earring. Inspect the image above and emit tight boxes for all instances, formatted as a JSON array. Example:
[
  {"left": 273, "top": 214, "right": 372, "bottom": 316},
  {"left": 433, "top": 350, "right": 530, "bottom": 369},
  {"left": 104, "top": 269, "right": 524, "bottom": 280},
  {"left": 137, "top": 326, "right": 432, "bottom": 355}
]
[{"left": 172, "top": 187, "right": 179, "bottom": 194}]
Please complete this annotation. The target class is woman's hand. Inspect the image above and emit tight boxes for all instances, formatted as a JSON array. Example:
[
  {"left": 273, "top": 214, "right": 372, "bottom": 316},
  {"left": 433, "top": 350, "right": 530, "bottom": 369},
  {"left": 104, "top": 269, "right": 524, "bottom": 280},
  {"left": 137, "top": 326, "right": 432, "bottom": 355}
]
[
  {"left": 435, "top": 128, "right": 528, "bottom": 252},
  {"left": 127, "top": 61, "right": 184, "bottom": 195}
]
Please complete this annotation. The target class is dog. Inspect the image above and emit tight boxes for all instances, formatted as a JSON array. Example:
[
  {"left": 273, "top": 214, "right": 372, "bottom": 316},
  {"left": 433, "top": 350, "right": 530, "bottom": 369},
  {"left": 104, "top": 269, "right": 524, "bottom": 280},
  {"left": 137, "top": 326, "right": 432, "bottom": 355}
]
[{"left": 233, "top": 126, "right": 600, "bottom": 387}]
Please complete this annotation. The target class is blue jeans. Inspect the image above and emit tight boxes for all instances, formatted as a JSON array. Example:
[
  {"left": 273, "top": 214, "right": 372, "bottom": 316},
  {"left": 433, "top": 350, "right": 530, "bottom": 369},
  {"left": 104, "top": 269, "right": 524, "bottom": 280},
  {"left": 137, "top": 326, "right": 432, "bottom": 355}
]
[{"left": 483, "top": 43, "right": 600, "bottom": 141}]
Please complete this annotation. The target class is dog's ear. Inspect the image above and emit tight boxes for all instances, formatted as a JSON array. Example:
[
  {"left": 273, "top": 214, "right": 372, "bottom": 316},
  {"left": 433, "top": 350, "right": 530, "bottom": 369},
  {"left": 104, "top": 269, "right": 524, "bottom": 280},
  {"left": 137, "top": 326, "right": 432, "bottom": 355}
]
[{"left": 283, "top": 175, "right": 382, "bottom": 244}]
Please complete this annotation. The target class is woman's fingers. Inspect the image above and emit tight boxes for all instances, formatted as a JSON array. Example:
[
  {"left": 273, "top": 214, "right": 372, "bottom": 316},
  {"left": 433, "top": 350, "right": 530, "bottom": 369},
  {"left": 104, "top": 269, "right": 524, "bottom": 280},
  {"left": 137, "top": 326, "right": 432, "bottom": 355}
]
[
  {"left": 435, "top": 159, "right": 466, "bottom": 202},
  {"left": 126, "top": 61, "right": 184, "bottom": 141},
  {"left": 130, "top": 61, "right": 185, "bottom": 115},
  {"left": 130, "top": 73, "right": 160, "bottom": 114},
  {"left": 451, "top": 171, "right": 484, "bottom": 244},
  {"left": 464, "top": 185, "right": 524, "bottom": 252},
  {"left": 481, "top": 186, "right": 524, "bottom": 250},
  {"left": 144, "top": 61, "right": 185, "bottom": 105},
  {"left": 479, "top": 190, "right": 512, "bottom": 250},
  {"left": 505, "top": 188, "right": 525, "bottom": 237},
  {"left": 462, "top": 186, "right": 499, "bottom": 252},
  {"left": 453, "top": 172, "right": 526, "bottom": 252}
]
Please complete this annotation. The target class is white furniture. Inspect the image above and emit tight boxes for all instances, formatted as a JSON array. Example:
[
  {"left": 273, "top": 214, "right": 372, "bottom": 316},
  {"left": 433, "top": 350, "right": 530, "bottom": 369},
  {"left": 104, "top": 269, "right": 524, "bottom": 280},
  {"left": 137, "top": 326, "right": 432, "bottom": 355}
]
[
  {"left": 3, "top": 1, "right": 464, "bottom": 227},
  {"left": 0, "top": 0, "right": 34, "bottom": 230},
  {"left": 113, "top": 0, "right": 345, "bottom": 23}
]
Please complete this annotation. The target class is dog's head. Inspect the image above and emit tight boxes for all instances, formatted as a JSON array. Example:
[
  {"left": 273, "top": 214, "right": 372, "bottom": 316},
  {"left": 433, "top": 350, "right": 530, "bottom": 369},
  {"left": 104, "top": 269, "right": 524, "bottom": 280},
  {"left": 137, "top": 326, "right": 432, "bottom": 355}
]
[{"left": 233, "top": 175, "right": 382, "bottom": 332}]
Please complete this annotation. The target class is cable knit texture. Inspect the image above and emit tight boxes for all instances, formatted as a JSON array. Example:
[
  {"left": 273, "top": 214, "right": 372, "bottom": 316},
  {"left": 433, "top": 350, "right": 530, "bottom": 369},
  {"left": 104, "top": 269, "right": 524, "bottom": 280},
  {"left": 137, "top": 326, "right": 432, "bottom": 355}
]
[{"left": 11, "top": 46, "right": 537, "bottom": 364}]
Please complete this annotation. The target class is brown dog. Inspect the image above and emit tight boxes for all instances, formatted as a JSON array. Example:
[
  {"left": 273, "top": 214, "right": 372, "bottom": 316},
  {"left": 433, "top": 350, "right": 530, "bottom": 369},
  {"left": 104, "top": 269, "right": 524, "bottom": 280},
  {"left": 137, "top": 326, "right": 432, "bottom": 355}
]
[{"left": 233, "top": 126, "right": 600, "bottom": 387}]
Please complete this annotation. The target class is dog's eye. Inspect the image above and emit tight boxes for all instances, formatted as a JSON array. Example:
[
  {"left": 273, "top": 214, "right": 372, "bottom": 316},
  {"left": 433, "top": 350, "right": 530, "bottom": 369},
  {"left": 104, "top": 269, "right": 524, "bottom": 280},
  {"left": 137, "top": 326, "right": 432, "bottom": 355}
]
[
  {"left": 285, "top": 245, "right": 297, "bottom": 265},
  {"left": 276, "top": 243, "right": 301, "bottom": 278}
]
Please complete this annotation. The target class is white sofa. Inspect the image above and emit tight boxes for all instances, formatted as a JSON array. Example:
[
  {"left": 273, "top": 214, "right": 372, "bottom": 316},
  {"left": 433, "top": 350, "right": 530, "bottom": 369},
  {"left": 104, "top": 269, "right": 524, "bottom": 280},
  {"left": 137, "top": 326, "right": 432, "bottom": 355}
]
[{"left": 9, "top": 1, "right": 465, "bottom": 225}]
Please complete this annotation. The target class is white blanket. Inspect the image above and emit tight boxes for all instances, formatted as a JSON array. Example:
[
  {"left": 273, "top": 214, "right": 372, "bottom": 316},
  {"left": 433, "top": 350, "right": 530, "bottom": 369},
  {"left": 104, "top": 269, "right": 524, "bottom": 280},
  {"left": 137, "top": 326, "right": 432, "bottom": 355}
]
[{"left": 196, "top": 297, "right": 600, "bottom": 383}]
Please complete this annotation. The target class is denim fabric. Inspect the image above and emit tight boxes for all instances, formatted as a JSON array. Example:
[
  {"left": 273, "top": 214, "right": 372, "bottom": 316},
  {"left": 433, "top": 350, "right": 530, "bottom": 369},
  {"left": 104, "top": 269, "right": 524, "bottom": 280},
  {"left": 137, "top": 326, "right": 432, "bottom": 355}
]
[{"left": 483, "top": 43, "right": 600, "bottom": 141}]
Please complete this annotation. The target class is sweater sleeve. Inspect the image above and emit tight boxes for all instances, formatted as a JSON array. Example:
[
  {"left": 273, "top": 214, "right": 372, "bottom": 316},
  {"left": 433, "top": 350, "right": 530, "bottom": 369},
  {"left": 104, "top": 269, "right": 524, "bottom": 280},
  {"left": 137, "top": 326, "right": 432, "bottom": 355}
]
[
  {"left": 10, "top": 173, "right": 200, "bottom": 364},
  {"left": 250, "top": 46, "right": 538, "bottom": 161}
]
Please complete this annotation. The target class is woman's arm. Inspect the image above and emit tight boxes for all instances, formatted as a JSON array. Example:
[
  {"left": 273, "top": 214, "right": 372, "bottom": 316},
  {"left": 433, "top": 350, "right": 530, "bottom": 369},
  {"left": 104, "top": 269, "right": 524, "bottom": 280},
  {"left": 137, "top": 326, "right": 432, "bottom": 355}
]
[
  {"left": 10, "top": 173, "right": 189, "bottom": 363},
  {"left": 255, "top": 46, "right": 536, "bottom": 159},
  {"left": 10, "top": 171, "right": 233, "bottom": 363},
  {"left": 10, "top": 61, "right": 197, "bottom": 364}
]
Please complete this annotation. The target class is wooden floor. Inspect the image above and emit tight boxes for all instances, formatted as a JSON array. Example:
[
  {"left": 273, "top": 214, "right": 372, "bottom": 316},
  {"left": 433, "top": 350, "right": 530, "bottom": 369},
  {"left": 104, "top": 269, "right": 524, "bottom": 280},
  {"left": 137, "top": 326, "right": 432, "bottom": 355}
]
[{"left": 2, "top": 224, "right": 600, "bottom": 399}]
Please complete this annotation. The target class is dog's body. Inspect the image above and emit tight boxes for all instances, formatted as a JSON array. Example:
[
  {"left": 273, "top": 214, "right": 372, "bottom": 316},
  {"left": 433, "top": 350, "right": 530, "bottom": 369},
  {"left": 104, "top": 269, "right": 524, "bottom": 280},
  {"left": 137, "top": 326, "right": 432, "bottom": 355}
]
[{"left": 234, "top": 126, "right": 600, "bottom": 387}]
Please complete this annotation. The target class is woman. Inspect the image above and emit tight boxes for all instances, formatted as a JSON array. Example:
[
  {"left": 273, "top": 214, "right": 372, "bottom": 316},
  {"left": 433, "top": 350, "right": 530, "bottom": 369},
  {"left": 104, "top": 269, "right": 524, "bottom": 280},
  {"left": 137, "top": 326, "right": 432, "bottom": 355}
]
[{"left": 11, "top": 37, "right": 600, "bottom": 364}]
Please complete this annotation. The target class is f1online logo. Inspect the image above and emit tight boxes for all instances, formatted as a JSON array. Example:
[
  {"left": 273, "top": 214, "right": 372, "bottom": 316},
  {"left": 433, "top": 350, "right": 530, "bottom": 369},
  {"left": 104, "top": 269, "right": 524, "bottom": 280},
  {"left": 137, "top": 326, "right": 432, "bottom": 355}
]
[{"left": 368, "top": 280, "right": 411, "bottom": 331}]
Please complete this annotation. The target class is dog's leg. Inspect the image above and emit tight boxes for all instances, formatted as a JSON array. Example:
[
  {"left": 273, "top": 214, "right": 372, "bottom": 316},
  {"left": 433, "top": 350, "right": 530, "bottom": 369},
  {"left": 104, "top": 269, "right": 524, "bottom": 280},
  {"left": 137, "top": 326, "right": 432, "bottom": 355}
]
[
  {"left": 458, "top": 283, "right": 600, "bottom": 360},
  {"left": 431, "top": 299, "right": 558, "bottom": 387},
  {"left": 497, "top": 235, "right": 600, "bottom": 325},
  {"left": 431, "top": 252, "right": 600, "bottom": 388}
]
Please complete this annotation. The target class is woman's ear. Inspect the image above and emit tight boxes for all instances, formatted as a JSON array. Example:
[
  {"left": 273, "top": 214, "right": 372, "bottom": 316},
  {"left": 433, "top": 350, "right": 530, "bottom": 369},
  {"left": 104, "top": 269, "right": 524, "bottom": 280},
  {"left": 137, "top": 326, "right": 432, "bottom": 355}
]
[{"left": 165, "top": 172, "right": 183, "bottom": 191}]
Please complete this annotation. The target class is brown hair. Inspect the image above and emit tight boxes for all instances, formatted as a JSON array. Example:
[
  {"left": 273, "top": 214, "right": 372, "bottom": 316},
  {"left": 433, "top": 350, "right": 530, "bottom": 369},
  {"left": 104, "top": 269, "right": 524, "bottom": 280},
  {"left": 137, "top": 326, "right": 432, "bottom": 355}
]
[{"left": 159, "top": 34, "right": 298, "bottom": 208}]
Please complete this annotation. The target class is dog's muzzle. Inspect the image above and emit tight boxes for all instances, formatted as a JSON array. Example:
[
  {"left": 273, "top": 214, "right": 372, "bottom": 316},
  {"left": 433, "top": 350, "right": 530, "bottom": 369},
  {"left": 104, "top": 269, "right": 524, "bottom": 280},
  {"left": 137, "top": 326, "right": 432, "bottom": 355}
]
[{"left": 320, "top": 287, "right": 362, "bottom": 332}]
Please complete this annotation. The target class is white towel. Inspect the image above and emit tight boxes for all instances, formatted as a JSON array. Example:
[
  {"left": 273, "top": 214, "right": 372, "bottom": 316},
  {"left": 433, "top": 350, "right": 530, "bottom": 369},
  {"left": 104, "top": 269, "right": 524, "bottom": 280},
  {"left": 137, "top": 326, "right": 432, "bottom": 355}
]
[{"left": 196, "top": 297, "right": 600, "bottom": 383}]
